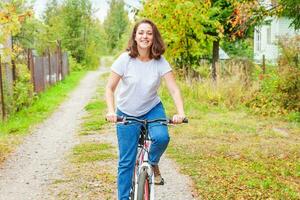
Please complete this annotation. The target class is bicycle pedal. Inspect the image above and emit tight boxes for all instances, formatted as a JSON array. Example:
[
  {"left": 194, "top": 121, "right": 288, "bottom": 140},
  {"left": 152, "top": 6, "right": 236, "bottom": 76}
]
[{"left": 155, "top": 178, "right": 164, "bottom": 185}]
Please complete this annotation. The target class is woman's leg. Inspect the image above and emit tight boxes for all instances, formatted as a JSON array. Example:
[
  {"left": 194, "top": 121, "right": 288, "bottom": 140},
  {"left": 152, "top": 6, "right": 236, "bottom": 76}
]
[
  {"left": 144, "top": 102, "right": 170, "bottom": 165},
  {"left": 116, "top": 110, "right": 141, "bottom": 200}
]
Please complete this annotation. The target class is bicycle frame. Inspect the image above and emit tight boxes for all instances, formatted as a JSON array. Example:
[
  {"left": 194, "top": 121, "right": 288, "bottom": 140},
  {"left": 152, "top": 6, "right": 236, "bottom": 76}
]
[
  {"left": 132, "top": 126, "right": 154, "bottom": 200},
  {"left": 117, "top": 116, "right": 188, "bottom": 200}
]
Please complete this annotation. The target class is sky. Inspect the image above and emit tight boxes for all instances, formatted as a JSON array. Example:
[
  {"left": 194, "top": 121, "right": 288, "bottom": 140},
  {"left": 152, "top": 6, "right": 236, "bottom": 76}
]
[{"left": 33, "top": 0, "right": 142, "bottom": 22}]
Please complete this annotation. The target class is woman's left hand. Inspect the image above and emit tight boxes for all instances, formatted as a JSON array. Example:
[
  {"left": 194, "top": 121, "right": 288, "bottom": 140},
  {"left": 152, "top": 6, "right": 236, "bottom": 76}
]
[{"left": 172, "top": 114, "right": 185, "bottom": 124}]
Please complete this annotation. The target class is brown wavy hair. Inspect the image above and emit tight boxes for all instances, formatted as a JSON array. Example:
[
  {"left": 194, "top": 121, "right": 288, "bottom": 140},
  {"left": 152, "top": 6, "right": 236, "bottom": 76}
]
[{"left": 127, "top": 19, "right": 165, "bottom": 60}]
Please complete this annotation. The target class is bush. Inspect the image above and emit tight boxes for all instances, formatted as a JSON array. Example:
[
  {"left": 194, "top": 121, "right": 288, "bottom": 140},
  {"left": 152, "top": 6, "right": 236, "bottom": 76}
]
[
  {"left": 68, "top": 53, "right": 84, "bottom": 71},
  {"left": 12, "top": 64, "right": 34, "bottom": 113},
  {"left": 84, "top": 41, "right": 100, "bottom": 70},
  {"left": 276, "top": 36, "right": 300, "bottom": 113},
  {"left": 246, "top": 35, "right": 300, "bottom": 119}
]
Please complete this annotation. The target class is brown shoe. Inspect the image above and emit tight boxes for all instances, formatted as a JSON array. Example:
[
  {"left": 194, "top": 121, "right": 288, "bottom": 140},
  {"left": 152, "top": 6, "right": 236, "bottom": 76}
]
[{"left": 152, "top": 165, "right": 164, "bottom": 185}]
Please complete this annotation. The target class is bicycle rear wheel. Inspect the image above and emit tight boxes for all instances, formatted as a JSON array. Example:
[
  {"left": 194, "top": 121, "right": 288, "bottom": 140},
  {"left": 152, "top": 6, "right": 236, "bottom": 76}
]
[
  {"left": 130, "top": 185, "right": 135, "bottom": 200},
  {"left": 137, "top": 167, "right": 150, "bottom": 200}
]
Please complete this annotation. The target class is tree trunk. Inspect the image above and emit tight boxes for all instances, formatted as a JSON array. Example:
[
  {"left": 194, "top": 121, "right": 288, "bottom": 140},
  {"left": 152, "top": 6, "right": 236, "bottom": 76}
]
[
  {"left": 12, "top": 60, "right": 16, "bottom": 82},
  {"left": 211, "top": 40, "right": 219, "bottom": 81}
]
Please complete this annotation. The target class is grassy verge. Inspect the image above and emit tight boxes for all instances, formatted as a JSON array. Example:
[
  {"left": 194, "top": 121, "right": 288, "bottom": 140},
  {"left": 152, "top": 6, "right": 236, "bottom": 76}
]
[
  {"left": 160, "top": 80, "right": 300, "bottom": 199},
  {"left": 0, "top": 70, "right": 87, "bottom": 164},
  {"left": 80, "top": 85, "right": 108, "bottom": 135},
  {"left": 49, "top": 72, "right": 118, "bottom": 200}
]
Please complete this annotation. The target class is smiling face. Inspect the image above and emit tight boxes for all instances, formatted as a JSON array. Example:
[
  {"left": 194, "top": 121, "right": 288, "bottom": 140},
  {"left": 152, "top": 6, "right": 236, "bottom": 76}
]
[{"left": 134, "top": 23, "right": 153, "bottom": 50}]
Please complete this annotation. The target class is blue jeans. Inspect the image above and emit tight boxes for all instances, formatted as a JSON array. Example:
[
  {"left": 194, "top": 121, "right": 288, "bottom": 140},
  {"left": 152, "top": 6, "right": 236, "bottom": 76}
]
[{"left": 116, "top": 102, "right": 170, "bottom": 200}]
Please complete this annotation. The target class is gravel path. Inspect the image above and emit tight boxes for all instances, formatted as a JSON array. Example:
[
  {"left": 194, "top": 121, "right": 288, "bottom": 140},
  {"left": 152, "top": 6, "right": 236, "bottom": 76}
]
[
  {"left": 0, "top": 66, "right": 196, "bottom": 200},
  {"left": 0, "top": 68, "right": 107, "bottom": 200}
]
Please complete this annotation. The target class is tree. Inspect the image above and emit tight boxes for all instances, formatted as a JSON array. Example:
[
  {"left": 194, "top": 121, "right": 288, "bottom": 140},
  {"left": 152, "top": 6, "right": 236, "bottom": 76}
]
[
  {"left": 140, "top": 1, "right": 213, "bottom": 78},
  {"left": 43, "top": 0, "right": 59, "bottom": 25},
  {"left": 201, "top": 0, "right": 265, "bottom": 81},
  {"left": 0, "top": 0, "right": 33, "bottom": 118},
  {"left": 0, "top": 0, "right": 33, "bottom": 80},
  {"left": 103, "top": 0, "right": 129, "bottom": 53},
  {"left": 0, "top": 0, "right": 32, "bottom": 57},
  {"left": 278, "top": 0, "right": 300, "bottom": 30},
  {"left": 140, "top": 0, "right": 266, "bottom": 81},
  {"left": 60, "top": 0, "right": 93, "bottom": 63}
]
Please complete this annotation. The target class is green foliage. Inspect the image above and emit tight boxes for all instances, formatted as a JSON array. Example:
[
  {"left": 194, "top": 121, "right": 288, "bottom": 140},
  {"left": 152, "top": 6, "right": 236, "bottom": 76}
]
[
  {"left": 0, "top": 0, "right": 33, "bottom": 64},
  {"left": 61, "top": 0, "right": 92, "bottom": 62},
  {"left": 12, "top": 63, "right": 33, "bottom": 113},
  {"left": 43, "top": 0, "right": 59, "bottom": 25},
  {"left": 139, "top": 0, "right": 265, "bottom": 80},
  {"left": 14, "top": 16, "right": 41, "bottom": 50},
  {"left": 278, "top": 0, "right": 300, "bottom": 30},
  {"left": 140, "top": 0, "right": 213, "bottom": 68},
  {"left": 0, "top": 64, "right": 33, "bottom": 117},
  {"left": 221, "top": 38, "right": 254, "bottom": 59},
  {"left": 246, "top": 36, "right": 300, "bottom": 120},
  {"left": 0, "top": 0, "right": 32, "bottom": 42},
  {"left": 72, "top": 142, "right": 116, "bottom": 163},
  {"left": 68, "top": 53, "right": 83, "bottom": 71},
  {"left": 34, "top": 0, "right": 105, "bottom": 69},
  {"left": 103, "top": 0, "right": 130, "bottom": 54},
  {"left": 113, "top": 24, "right": 132, "bottom": 54}
]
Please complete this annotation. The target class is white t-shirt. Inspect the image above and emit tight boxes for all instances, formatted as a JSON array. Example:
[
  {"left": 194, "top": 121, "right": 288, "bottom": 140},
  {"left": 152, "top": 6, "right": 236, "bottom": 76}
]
[{"left": 111, "top": 52, "right": 172, "bottom": 116}]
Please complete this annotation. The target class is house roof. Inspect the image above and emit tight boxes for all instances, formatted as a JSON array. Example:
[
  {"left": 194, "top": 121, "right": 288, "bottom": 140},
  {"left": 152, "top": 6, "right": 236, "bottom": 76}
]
[{"left": 219, "top": 47, "right": 230, "bottom": 60}]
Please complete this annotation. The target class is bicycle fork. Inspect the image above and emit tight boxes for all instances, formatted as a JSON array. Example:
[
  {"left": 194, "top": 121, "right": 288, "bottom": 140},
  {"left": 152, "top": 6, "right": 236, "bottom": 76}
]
[{"left": 134, "top": 144, "right": 155, "bottom": 200}]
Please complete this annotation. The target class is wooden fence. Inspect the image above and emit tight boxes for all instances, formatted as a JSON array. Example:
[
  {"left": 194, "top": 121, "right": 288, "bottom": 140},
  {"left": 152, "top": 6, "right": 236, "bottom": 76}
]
[
  {"left": 0, "top": 46, "right": 69, "bottom": 120},
  {"left": 28, "top": 49, "right": 69, "bottom": 93}
]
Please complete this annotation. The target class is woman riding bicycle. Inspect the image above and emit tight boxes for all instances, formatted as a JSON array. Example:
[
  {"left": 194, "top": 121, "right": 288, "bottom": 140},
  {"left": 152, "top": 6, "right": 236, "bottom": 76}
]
[{"left": 105, "top": 19, "right": 186, "bottom": 200}]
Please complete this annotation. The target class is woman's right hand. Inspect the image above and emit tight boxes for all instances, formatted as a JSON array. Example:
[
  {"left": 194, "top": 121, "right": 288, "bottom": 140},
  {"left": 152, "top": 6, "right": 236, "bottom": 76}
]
[{"left": 106, "top": 112, "right": 117, "bottom": 123}]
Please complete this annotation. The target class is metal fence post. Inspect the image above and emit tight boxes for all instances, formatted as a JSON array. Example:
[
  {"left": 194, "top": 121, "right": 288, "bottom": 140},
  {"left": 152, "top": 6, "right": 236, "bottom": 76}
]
[
  {"left": 55, "top": 45, "right": 60, "bottom": 82},
  {"left": 29, "top": 49, "right": 36, "bottom": 92},
  {"left": 11, "top": 36, "right": 16, "bottom": 83},
  {"left": 58, "top": 40, "right": 63, "bottom": 80},
  {"left": 262, "top": 54, "right": 266, "bottom": 74},
  {"left": 41, "top": 56, "right": 45, "bottom": 91},
  {"left": 48, "top": 48, "right": 52, "bottom": 85},
  {"left": 0, "top": 56, "right": 6, "bottom": 121}
]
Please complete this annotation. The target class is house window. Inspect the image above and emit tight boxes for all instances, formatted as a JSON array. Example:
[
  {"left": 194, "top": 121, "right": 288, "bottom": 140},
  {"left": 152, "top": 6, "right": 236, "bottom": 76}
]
[
  {"left": 267, "top": 26, "right": 271, "bottom": 44},
  {"left": 256, "top": 28, "right": 261, "bottom": 51}
]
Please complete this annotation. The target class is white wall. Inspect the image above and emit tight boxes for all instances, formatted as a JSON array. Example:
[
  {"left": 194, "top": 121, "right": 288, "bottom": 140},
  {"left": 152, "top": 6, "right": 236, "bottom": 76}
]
[{"left": 254, "top": 17, "right": 299, "bottom": 63}]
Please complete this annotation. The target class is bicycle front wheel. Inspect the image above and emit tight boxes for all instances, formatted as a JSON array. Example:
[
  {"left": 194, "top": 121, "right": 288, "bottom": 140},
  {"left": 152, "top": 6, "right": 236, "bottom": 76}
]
[{"left": 137, "top": 167, "right": 150, "bottom": 200}]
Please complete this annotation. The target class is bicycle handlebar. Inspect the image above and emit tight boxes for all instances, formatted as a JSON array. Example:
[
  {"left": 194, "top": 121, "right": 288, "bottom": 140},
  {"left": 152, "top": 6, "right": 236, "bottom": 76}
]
[{"left": 116, "top": 116, "right": 188, "bottom": 124}]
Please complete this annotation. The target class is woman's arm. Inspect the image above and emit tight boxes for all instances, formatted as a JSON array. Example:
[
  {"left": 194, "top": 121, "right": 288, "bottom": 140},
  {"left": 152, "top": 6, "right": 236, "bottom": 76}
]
[
  {"left": 163, "top": 71, "right": 185, "bottom": 123},
  {"left": 105, "top": 71, "right": 121, "bottom": 122}
]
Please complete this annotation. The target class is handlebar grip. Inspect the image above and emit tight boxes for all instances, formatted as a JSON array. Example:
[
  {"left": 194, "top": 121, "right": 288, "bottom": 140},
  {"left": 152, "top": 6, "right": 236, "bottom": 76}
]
[
  {"left": 116, "top": 116, "right": 124, "bottom": 122},
  {"left": 169, "top": 117, "right": 188, "bottom": 124},
  {"left": 105, "top": 116, "right": 124, "bottom": 122},
  {"left": 182, "top": 118, "right": 188, "bottom": 123}
]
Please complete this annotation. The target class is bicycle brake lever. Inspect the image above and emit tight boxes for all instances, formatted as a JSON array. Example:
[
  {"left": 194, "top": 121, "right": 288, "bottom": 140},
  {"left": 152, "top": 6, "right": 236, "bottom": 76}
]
[{"left": 161, "top": 122, "right": 168, "bottom": 126}]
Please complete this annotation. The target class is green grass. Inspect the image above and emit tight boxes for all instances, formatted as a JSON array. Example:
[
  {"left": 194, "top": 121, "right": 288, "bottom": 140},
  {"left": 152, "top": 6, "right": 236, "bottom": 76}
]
[
  {"left": 72, "top": 142, "right": 116, "bottom": 163},
  {"left": 80, "top": 79, "right": 109, "bottom": 135},
  {"left": 160, "top": 80, "right": 300, "bottom": 199},
  {"left": 0, "top": 70, "right": 87, "bottom": 163},
  {"left": 0, "top": 71, "right": 86, "bottom": 135}
]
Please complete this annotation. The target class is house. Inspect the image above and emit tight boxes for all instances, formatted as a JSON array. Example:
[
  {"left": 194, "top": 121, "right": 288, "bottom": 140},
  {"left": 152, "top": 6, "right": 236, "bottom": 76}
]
[
  {"left": 219, "top": 47, "right": 230, "bottom": 60},
  {"left": 254, "top": 17, "right": 299, "bottom": 63}
]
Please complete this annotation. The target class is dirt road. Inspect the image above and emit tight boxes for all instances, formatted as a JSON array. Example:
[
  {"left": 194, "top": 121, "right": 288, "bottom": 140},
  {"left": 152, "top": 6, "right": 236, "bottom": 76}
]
[{"left": 0, "top": 67, "right": 195, "bottom": 200}]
